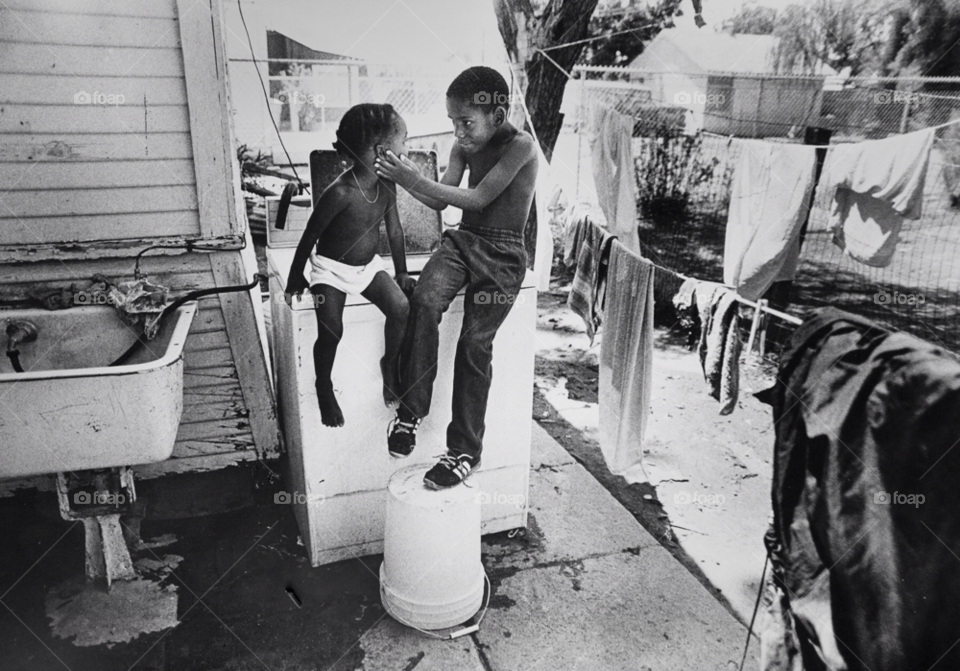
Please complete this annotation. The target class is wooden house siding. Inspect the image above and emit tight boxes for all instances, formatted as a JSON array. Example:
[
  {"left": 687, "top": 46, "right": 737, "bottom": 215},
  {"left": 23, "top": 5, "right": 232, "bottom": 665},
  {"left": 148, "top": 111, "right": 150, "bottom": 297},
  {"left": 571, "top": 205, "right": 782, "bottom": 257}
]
[
  {"left": 0, "top": 0, "right": 279, "bottom": 494},
  {"left": 0, "top": 1, "right": 199, "bottom": 243}
]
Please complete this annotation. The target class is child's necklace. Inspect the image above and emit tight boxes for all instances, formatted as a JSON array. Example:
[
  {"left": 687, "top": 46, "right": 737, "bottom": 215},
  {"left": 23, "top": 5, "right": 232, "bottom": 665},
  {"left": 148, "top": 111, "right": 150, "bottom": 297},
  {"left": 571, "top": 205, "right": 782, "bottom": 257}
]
[{"left": 351, "top": 169, "right": 379, "bottom": 204}]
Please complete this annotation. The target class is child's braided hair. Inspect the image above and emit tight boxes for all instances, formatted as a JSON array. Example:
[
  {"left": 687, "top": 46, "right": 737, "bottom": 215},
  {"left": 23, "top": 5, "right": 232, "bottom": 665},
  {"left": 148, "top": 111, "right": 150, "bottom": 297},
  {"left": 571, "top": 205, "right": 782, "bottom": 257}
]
[
  {"left": 332, "top": 103, "right": 401, "bottom": 161},
  {"left": 446, "top": 66, "right": 510, "bottom": 112}
]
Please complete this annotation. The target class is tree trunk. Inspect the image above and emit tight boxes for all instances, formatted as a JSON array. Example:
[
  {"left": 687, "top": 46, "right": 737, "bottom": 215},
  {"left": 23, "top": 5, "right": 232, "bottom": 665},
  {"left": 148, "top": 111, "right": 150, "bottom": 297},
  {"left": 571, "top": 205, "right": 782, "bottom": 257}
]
[{"left": 493, "top": 0, "right": 601, "bottom": 162}]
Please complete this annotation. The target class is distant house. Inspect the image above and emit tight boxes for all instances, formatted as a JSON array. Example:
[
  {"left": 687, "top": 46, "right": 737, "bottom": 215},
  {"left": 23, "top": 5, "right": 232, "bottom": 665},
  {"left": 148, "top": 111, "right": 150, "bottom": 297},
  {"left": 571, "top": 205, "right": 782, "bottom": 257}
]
[
  {"left": 224, "top": 5, "right": 458, "bottom": 164},
  {"left": 628, "top": 27, "right": 834, "bottom": 137},
  {"left": 224, "top": 7, "right": 366, "bottom": 164}
]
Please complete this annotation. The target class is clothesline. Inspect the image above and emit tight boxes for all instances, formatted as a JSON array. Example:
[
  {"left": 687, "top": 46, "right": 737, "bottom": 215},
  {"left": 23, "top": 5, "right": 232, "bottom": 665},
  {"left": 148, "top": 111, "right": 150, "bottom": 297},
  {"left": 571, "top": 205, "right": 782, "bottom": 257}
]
[
  {"left": 537, "top": 23, "right": 659, "bottom": 53},
  {"left": 639, "top": 254, "right": 804, "bottom": 326},
  {"left": 698, "top": 117, "right": 960, "bottom": 147},
  {"left": 534, "top": 49, "right": 574, "bottom": 79}
]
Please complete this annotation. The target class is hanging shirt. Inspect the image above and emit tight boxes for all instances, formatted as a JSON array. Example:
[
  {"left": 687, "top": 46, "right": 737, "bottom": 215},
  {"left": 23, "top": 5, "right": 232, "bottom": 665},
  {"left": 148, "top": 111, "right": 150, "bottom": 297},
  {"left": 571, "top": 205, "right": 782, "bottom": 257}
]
[
  {"left": 588, "top": 102, "right": 641, "bottom": 254},
  {"left": 723, "top": 140, "right": 818, "bottom": 302},
  {"left": 823, "top": 128, "right": 934, "bottom": 267},
  {"left": 759, "top": 307, "right": 960, "bottom": 671},
  {"left": 598, "top": 241, "right": 654, "bottom": 484}
]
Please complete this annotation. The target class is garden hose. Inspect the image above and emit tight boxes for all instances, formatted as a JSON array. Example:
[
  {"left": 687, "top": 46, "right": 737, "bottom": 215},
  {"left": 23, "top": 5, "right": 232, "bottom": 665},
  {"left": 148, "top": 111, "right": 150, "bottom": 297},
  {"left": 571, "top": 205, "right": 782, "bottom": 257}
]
[{"left": 109, "top": 274, "right": 262, "bottom": 367}]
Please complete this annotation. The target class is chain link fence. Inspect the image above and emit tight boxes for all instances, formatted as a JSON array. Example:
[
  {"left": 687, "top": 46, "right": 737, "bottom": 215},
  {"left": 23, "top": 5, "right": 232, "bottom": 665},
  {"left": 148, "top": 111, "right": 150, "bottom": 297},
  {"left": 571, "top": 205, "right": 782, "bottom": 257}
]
[{"left": 569, "top": 66, "right": 960, "bottom": 354}]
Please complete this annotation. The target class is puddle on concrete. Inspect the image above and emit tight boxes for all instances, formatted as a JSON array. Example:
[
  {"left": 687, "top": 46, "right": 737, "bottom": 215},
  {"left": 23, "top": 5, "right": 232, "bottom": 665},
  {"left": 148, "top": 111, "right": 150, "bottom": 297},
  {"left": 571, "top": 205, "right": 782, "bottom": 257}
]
[
  {"left": 46, "top": 553, "right": 181, "bottom": 647},
  {"left": 138, "top": 533, "right": 178, "bottom": 550}
]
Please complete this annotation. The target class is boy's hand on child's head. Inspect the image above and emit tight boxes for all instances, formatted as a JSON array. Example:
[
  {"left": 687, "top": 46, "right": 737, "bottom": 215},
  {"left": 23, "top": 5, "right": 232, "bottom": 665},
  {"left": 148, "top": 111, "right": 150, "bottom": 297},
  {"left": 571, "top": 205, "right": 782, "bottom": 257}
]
[
  {"left": 398, "top": 154, "right": 420, "bottom": 173},
  {"left": 375, "top": 151, "right": 418, "bottom": 189}
]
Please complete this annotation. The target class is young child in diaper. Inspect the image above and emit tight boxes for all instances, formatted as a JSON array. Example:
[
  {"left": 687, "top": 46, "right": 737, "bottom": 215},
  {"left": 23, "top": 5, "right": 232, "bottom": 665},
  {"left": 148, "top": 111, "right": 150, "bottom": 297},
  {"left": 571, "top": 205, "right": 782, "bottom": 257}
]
[{"left": 285, "top": 103, "right": 416, "bottom": 427}]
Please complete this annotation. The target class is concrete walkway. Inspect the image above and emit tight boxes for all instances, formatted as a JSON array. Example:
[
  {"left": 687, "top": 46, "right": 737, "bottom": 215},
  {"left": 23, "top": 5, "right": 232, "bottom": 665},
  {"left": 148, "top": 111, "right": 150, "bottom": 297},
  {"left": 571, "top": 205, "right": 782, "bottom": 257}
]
[
  {"left": 357, "top": 423, "right": 754, "bottom": 670},
  {"left": 0, "top": 423, "right": 755, "bottom": 670}
]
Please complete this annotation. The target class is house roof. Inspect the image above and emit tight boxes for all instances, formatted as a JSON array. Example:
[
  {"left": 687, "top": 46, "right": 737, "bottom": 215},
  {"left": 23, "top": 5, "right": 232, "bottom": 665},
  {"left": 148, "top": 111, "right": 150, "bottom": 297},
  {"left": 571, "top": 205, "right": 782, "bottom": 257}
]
[
  {"left": 630, "top": 27, "right": 833, "bottom": 75},
  {"left": 266, "top": 30, "right": 363, "bottom": 62}
]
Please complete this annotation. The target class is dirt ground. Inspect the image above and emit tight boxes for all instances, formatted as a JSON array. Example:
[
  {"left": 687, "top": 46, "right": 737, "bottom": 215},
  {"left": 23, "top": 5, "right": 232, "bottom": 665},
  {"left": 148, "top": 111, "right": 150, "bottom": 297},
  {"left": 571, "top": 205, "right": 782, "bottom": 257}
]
[{"left": 531, "top": 287, "right": 778, "bottom": 625}]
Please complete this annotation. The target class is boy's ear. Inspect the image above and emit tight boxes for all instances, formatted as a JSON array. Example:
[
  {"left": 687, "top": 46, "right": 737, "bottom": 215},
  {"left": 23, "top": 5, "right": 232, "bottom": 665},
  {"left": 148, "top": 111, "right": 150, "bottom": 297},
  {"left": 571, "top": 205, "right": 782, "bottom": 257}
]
[
  {"left": 494, "top": 107, "right": 506, "bottom": 125},
  {"left": 375, "top": 144, "right": 386, "bottom": 158}
]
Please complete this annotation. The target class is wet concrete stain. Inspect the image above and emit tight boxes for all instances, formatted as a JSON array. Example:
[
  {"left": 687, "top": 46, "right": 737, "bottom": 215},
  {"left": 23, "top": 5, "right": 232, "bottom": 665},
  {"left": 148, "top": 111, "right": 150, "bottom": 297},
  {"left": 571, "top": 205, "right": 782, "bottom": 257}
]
[
  {"left": 558, "top": 559, "right": 585, "bottom": 591},
  {"left": 0, "top": 467, "right": 389, "bottom": 670},
  {"left": 46, "top": 575, "right": 179, "bottom": 647},
  {"left": 402, "top": 650, "right": 425, "bottom": 670}
]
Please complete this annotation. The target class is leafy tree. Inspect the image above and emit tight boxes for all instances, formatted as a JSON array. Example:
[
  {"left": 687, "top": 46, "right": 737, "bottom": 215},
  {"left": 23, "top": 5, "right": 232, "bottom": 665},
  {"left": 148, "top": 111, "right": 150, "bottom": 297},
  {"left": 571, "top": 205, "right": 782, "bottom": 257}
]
[
  {"left": 580, "top": 1, "right": 683, "bottom": 67},
  {"left": 772, "top": 0, "right": 892, "bottom": 76},
  {"left": 896, "top": 0, "right": 960, "bottom": 78},
  {"left": 724, "top": 0, "right": 895, "bottom": 75},
  {"left": 723, "top": 4, "right": 777, "bottom": 35}
]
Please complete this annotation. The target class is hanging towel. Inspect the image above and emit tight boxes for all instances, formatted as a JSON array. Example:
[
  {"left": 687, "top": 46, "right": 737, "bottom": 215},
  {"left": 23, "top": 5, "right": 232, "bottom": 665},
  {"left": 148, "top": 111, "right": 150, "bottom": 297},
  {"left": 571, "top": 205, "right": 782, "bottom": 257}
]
[
  {"left": 568, "top": 219, "right": 615, "bottom": 344},
  {"left": 823, "top": 128, "right": 934, "bottom": 267},
  {"left": 701, "top": 289, "right": 741, "bottom": 415},
  {"left": 598, "top": 241, "right": 654, "bottom": 484},
  {"left": 724, "top": 140, "right": 818, "bottom": 302},
  {"left": 588, "top": 102, "right": 641, "bottom": 254},
  {"left": 562, "top": 207, "right": 592, "bottom": 268}
]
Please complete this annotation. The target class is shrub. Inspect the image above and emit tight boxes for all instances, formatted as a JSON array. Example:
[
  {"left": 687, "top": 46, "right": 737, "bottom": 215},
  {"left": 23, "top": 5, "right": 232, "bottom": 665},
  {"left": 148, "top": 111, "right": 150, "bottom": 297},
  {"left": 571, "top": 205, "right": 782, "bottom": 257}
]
[{"left": 634, "top": 126, "right": 720, "bottom": 222}]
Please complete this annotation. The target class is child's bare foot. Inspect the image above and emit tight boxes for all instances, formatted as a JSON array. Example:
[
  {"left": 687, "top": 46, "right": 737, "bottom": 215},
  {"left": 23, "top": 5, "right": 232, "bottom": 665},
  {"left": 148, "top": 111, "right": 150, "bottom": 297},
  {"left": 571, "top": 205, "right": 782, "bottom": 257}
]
[
  {"left": 380, "top": 357, "right": 400, "bottom": 407},
  {"left": 315, "top": 381, "right": 344, "bottom": 427}
]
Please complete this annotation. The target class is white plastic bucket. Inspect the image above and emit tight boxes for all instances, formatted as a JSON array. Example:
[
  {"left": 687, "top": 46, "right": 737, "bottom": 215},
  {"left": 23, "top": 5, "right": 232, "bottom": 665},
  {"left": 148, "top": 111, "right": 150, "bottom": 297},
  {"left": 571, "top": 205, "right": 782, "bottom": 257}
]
[{"left": 380, "top": 464, "right": 484, "bottom": 630}]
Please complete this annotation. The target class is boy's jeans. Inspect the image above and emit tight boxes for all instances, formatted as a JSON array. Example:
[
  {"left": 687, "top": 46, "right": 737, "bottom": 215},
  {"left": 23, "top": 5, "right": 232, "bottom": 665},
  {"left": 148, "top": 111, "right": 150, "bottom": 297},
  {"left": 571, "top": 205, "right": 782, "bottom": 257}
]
[{"left": 398, "top": 224, "right": 527, "bottom": 459}]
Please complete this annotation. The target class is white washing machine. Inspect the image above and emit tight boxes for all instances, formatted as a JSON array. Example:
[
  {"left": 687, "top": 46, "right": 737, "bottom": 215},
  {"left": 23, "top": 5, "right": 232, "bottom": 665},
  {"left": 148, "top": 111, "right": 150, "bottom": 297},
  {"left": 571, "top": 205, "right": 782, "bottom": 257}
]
[{"left": 267, "top": 151, "right": 536, "bottom": 567}]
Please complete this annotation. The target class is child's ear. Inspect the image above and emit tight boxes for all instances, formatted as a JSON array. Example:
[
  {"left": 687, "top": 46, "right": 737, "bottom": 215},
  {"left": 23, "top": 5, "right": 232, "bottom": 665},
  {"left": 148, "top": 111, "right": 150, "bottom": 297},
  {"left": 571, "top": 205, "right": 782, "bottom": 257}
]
[
  {"left": 494, "top": 107, "right": 506, "bottom": 125},
  {"left": 375, "top": 144, "right": 386, "bottom": 158}
]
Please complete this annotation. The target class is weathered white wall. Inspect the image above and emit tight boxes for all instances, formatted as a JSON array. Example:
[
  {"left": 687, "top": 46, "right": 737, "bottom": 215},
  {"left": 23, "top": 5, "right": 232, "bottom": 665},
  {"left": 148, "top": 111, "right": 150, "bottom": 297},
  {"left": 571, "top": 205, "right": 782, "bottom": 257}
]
[{"left": 0, "top": 0, "right": 202, "bottom": 243}]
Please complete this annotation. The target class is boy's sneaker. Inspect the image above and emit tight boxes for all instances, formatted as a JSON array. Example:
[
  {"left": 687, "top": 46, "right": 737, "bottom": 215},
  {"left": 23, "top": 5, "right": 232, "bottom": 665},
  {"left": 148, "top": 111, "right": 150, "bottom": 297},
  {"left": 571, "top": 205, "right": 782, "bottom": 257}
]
[
  {"left": 423, "top": 450, "right": 481, "bottom": 490},
  {"left": 387, "top": 414, "right": 420, "bottom": 458}
]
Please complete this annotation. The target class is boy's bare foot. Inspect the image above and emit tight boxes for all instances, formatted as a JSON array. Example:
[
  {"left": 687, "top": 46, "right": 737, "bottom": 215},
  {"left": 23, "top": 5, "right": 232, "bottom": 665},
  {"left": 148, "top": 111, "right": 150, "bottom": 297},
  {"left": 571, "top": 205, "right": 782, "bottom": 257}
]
[
  {"left": 315, "top": 381, "right": 344, "bottom": 427},
  {"left": 380, "top": 356, "right": 400, "bottom": 407}
]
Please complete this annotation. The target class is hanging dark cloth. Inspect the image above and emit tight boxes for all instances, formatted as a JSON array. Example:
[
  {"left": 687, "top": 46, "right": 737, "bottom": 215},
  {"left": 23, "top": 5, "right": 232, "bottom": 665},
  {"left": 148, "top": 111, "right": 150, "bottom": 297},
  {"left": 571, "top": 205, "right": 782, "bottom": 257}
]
[{"left": 758, "top": 307, "right": 960, "bottom": 670}]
